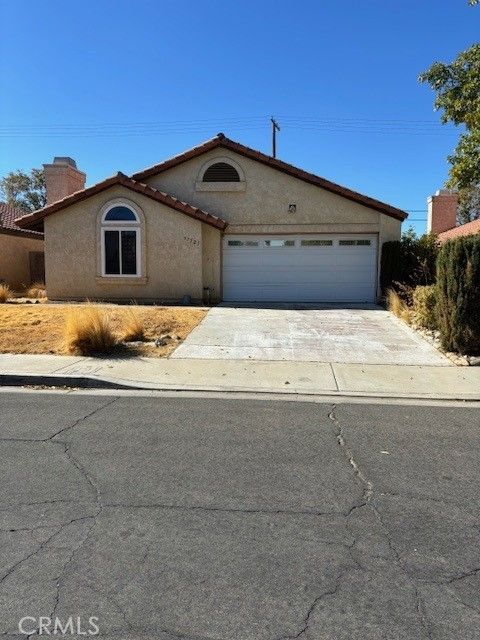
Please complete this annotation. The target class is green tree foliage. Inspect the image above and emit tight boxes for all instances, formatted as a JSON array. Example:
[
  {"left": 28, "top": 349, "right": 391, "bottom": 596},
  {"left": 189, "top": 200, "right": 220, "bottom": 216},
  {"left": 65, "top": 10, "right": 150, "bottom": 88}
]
[
  {"left": 458, "top": 187, "right": 480, "bottom": 224},
  {"left": 436, "top": 236, "right": 480, "bottom": 354},
  {"left": 381, "top": 229, "right": 439, "bottom": 293},
  {"left": 419, "top": 43, "right": 480, "bottom": 220},
  {"left": 0, "top": 168, "right": 46, "bottom": 213}
]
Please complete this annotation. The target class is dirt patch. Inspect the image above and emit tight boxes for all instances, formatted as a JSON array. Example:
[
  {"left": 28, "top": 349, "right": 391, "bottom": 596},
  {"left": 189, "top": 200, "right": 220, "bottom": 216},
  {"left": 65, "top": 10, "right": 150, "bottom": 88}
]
[{"left": 0, "top": 303, "right": 207, "bottom": 357}]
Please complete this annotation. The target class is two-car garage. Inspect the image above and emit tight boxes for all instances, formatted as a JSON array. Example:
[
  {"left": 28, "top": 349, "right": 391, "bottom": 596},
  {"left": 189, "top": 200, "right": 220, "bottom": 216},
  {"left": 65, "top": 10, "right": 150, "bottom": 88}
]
[{"left": 222, "top": 235, "right": 378, "bottom": 303}]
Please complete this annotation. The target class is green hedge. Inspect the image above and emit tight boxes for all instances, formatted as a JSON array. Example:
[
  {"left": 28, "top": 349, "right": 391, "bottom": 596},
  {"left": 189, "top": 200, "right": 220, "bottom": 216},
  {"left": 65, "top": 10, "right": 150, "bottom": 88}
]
[
  {"left": 381, "top": 232, "right": 438, "bottom": 293},
  {"left": 436, "top": 236, "right": 480, "bottom": 355},
  {"left": 380, "top": 241, "right": 402, "bottom": 292}
]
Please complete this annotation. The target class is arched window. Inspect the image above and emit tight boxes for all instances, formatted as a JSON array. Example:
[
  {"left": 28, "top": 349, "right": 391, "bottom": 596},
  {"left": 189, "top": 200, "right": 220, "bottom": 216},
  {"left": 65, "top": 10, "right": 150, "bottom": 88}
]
[
  {"left": 202, "top": 162, "right": 240, "bottom": 182},
  {"left": 101, "top": 203, "right": 141, "bottom": 277},
  {"left": 104, "top": 206, "right": 138, "bottom": 222}
]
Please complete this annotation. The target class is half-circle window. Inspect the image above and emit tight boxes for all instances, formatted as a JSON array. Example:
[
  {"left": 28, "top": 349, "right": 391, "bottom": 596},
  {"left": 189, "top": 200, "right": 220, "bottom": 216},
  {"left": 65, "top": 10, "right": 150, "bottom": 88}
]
[
  {"left": 104, "top": 206, "right": 138, "bottom": 222},
  {"left": 203, "top": 162, "right": 240, "bottom": 182}
]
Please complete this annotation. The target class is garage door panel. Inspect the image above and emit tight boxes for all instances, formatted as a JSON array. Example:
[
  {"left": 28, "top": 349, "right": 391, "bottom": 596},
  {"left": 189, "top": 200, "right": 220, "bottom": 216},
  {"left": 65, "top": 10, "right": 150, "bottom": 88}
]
[
  {"left": 223, "top": 235, "right": 377, "bottom": 302},
  {"left": 224, "top": 251, "right": 376, "bottom": 268},
  {"left": 225, "top": 284, "right": 375, "bottom": 303},
  {"left": 223, "top": 266, "right": 375, "bottom": 285}
]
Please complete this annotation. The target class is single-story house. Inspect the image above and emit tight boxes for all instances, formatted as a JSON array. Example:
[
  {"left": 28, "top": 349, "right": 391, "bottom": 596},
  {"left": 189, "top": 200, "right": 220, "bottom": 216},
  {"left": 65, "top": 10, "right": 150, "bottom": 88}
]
[
  {"left": 16, "top": 135, "right": 407, "bottom": 303},
  {"left": 0, "top": 202, "right": 44, "bottom": 290},
  {"left": 427, "top": 189, "right": 480, "bottom": 243}
]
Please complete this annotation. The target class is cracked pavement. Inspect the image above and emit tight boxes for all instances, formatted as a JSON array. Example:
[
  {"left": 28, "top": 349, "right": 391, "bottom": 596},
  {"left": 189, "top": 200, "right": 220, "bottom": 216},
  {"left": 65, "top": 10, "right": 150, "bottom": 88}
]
[{"left": 0, "top": 392, "right": 479, "bottom": 639}]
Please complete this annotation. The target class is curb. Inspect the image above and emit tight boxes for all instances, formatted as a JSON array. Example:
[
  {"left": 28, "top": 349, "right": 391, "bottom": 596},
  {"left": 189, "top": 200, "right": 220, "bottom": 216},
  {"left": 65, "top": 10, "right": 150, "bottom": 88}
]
[
  {"left": 0, "top": 373, "right": 143, "bottom": 391},
  {"left": 1, "top": 373, "right": 480, "bottom": 403}
]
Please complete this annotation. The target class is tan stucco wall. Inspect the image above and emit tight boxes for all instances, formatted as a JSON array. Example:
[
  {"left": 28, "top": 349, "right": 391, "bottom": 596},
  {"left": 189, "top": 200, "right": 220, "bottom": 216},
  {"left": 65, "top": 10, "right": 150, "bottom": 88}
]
[
  {"left": 145, "top": 148, "right": 401, "bottom": 235},
  {"left": 145, "top": 147, "right": 402, "bottom": 299},
  {"left": 201, "top": 224, "right": 221, "bottom": 301},
  {"left": 44, "top": 184, "right": 220, "bottom": 301},
  {"left": 0, "top": 232, "right": 44, "bottom": 290}
]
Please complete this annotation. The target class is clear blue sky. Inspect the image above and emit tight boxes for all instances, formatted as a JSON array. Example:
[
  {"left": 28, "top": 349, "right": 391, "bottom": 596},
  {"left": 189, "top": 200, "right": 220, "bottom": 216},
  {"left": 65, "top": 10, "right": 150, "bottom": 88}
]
[{"left": 1, "top": 0, "right": 478, "bottom": 235}]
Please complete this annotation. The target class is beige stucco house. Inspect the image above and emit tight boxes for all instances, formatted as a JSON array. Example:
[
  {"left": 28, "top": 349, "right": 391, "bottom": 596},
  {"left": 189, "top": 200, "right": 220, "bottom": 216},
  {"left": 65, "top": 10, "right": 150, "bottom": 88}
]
[
  {"left": 0, "top": 202, "right": 44, "bottom": 291},
  {"left": 16, "top": 135, "right": 407, "bottom": 303}
]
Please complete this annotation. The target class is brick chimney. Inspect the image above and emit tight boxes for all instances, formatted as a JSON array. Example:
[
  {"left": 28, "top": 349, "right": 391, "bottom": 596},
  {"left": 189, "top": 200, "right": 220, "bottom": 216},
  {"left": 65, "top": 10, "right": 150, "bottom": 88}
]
[
  {"left": 427, "top": 189, "right": 458, "bottom": 235},
  {"left": 43, "top": 157, "right": 86, "bottom": 205}
]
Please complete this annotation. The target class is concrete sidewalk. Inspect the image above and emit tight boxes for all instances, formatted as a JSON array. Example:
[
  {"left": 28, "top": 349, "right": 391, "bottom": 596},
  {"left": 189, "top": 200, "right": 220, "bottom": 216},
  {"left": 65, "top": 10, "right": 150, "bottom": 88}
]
[{"left": 0, "top": 353, "right": 479, "bottom": 400}]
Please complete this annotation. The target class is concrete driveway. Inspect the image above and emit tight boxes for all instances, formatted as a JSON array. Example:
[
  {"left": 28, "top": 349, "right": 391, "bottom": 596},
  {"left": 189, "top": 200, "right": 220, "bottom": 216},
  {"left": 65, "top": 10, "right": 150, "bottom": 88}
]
[{"left": 172, "top": 304, "right": 450, "bottom": 366}]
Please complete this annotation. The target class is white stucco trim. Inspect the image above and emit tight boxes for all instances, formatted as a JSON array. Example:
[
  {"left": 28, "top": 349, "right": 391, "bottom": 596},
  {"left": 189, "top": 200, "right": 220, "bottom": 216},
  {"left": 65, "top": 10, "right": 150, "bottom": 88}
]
[
  {"left": 196, "top": 156, "right": 246, "bottom": 192},
  {"left": 100, "top": 198, "right": 142, "bottom": 224}
]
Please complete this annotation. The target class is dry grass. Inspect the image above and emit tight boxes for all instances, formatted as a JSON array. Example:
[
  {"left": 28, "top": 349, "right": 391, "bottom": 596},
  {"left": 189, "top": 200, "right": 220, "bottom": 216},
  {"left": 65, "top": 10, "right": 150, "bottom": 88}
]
[
  {"left": 65, "top": 305, "right": 117, "bottom": 355},
  {"left": 121, "top": 308, "right": 145, "bottom": 342},
  {"left": 25, "top": 282, "right": 47, "bottom": 299},
  {"left": 0, "top": 303, "right": 206, "bottom": 357},
  {"left": 387, "top": 289, "right": 412, "bottom": 324},
  {"left": 0, "top": 284, "right": 13, "bottom": 303}
]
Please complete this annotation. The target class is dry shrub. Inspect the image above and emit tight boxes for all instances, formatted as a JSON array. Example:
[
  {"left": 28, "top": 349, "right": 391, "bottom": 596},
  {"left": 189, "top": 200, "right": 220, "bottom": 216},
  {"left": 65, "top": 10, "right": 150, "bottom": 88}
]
[
  {"left": 387, "top": 289, "right": 412, "bottom": 324},
  {"left": 0, "top": 283, "right": 13, "bottom": 303},
  {"left": 411, "top": 285, "right": 437, "bottom": 331},
  {"left": 122, "top": 309, "right": 145, "bottom": 342},
  {"left": 392, "top": 281, "right": 415, "bottom": 306},
  {"left": 25, "top": 282, "right": 47, "bottom": 299},
  {"left": 65, "top": 305, "right": 117, "bottom": 355}
]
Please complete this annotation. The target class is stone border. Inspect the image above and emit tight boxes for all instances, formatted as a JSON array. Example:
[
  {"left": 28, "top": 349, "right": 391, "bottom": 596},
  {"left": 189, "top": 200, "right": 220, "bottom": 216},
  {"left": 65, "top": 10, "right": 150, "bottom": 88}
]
[{"left": 410, "top": 325, "right": 480, "bottom": 367}]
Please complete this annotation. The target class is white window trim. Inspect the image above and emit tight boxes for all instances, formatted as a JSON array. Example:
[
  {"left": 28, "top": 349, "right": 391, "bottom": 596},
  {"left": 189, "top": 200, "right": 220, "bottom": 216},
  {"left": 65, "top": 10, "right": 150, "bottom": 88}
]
[
  {"left": 99, "top": 199, "right": 144, "bottom": 279},
  {"left": 101, "top": 227, "right": 141, "bottom": 278}
]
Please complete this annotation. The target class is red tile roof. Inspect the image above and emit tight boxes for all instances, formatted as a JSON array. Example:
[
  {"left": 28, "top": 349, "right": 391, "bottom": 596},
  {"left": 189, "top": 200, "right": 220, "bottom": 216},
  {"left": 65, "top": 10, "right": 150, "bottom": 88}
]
[
  {"left": 132, "top": 134, "right": 408, "bottom": 222},
  {"left": 0, "top": 202, "right": 43, "bottom": 238},
  {"left": 437, "top": 218, "right": 480, "bottom": 243},
  {"left": 15, "top": 173, "right": 228, "bottom": 232}
]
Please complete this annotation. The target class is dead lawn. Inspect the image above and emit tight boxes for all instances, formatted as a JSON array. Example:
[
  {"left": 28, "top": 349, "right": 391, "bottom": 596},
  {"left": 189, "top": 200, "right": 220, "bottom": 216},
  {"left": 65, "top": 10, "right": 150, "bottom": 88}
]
[{"left": 0, "top": 303, "right": 207, "bottom": 357}]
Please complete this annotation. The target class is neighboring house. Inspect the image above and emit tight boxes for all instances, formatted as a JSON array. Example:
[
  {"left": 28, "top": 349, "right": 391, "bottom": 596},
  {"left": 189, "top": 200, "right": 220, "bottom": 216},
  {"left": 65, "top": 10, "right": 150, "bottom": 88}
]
[
  {"left": 0, "top": 202, "right": 44, "bottom": 290},
  {"left": 16, "top": 134, "right": 407, "bottom": 303},
  {"left": 427, "top": 189, "right": 480, "bottom": 243}
]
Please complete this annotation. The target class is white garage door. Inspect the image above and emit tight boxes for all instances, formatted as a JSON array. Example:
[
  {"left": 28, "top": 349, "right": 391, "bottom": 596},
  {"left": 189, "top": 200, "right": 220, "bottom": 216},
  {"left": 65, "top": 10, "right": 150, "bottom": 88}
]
[{"left": 223, "top": 235, "right": 378, "bottom": 302}]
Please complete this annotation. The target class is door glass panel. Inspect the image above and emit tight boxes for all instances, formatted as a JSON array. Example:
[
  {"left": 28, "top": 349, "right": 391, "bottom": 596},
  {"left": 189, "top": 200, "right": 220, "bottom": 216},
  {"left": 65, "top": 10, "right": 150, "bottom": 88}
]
[
  {"left": 339, "top": 239, "right": 372, "bottom": 246},
  {"left": 301, "top": 239, "right": 333, "bottom": 246},
  {"left": 121, "top": 230, "right": 137, "bottom": 275},
  {"left": 264, "top": 239, "right": 295, "bottom": 247},
  {"left": 227, "top": 240, "right": 259, "bottom": 247},
  {"left": 104, "top": 230, "right": 120, "bottom": 274}
]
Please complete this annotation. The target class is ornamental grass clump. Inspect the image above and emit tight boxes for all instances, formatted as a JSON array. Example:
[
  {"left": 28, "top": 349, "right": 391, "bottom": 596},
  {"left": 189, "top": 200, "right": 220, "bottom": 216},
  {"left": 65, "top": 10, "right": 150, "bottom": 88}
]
[
  {"left": 65, "top": 305, "right": 117, "bottom": 355},
  {"left": 122, "top": 308, "right": 146, "bottom": 342},
  {"left": 25, "top": 282, "right": 47, "bottom": 299},
  {"left": 387, "top": 288, "right": 412, "bottom": 324},
  {"left": 0, "top": 283, "right": 13, "bottom": 303}
]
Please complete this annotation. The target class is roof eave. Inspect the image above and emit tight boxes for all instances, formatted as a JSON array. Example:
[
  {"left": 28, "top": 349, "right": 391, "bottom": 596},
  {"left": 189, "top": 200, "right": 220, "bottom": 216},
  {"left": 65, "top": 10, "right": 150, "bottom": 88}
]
[
  {"left": 15, "top": 173, "right": 227, "bottom": 232},
  {"left": 131, "top": 134, "right": 407, "bottom": 222}
]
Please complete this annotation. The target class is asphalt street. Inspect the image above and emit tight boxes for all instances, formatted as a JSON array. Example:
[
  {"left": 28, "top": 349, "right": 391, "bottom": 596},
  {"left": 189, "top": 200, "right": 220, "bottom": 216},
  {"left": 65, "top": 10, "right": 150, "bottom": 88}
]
[{"left": 0, "top": 390, "right": 479, "bottom": 639}]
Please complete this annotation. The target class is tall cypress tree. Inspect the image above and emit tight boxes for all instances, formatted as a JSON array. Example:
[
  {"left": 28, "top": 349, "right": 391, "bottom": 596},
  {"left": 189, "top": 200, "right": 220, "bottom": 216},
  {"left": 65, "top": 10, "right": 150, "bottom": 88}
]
[{"left": 437, "top": 236, "right": 480, "bottom": 354}]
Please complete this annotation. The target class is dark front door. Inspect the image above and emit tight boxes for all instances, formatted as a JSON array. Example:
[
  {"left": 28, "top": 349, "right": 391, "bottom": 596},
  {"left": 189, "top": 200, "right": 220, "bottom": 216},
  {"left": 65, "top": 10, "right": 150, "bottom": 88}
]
[{"left": 29, "top": 251, "right": 45, "bottom": 283}]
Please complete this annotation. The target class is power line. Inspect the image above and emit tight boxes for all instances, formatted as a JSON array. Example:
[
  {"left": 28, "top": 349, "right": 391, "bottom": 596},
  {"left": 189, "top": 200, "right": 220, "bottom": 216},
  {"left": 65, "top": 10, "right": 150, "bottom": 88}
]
[{"left": 0, "top": 114, "right": 456, "bottom": 138}]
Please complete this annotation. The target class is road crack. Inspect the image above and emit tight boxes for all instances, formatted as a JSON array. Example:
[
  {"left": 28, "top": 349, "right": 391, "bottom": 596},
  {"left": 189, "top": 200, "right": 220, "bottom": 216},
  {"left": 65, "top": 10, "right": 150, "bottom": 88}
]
[
  {"left": 328, "top": 405, "right": 434, "bottom": 640},
  {"left": 0, "top": 398, "right": 117, "bottom": 628}
]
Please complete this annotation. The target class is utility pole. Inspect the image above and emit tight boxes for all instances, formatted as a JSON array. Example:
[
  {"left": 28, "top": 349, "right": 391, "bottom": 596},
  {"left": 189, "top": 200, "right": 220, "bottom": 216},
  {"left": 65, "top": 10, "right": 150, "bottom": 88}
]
[{"left": 271, "top": 117, "right": 280, "bottom": 158}]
